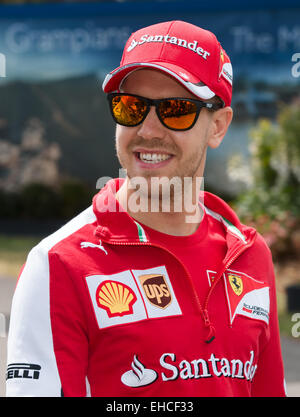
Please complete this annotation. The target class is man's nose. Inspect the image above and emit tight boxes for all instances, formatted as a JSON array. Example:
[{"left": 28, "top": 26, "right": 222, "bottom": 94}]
[{"left": 136, "top": 106, "right": 166, "bottom": 139}]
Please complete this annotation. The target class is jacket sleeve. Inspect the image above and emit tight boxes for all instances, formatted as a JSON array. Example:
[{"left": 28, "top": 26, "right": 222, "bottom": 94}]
[
  {"left": 6, "top": 243, "right": 89, "bottom": 397},
  {"left": 251, "top": 248, "right": 287, "bottom": 397}
]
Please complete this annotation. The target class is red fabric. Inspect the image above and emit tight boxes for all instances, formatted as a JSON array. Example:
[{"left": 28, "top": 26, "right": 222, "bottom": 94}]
[{"left": 140, "top": 208, "right": 227, "bottom": 306}]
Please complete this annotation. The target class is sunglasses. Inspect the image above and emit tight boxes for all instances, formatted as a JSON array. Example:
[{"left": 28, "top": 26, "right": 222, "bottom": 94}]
[{"left": 107, "top": 93, "right": 223, "bottom": 131}]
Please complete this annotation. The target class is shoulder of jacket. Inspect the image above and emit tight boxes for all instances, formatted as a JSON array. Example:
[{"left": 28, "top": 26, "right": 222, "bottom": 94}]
[
  {"left": 249, "top": 228, "right": 272, "bottom": 257},
  {"left": 242, "top": 228, "right": 275, "bottom": 283}
]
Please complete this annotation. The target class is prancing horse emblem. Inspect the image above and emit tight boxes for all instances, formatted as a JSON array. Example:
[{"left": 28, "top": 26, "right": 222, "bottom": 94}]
[{"left": 228, "top": 274, "right": 243, "bottom": 296}]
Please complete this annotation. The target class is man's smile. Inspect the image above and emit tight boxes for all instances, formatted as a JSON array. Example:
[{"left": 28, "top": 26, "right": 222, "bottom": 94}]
[{"left": 133, "top": 148, "right": 175, "bottom": 169}]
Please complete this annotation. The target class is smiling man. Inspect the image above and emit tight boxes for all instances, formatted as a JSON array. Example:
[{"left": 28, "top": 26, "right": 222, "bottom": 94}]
[
  {"left": 6, "top": 21, "right": 286, "bottom": 397},
  {"left": 112, "top": 67, "right": 232, "bottom": 235}
]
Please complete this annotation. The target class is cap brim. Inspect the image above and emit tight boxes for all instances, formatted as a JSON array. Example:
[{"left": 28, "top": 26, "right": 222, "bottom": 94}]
[{"left": 102, "top": 62, "right": 215, "bottom": 101}]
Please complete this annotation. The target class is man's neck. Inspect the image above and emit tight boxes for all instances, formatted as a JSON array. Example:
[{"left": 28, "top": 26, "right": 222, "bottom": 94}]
[{"left": 116, "top": 178, "right": 203, "bottom": 236}]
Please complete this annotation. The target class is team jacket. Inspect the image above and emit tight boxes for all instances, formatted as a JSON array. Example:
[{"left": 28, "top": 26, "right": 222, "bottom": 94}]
[{"left": 6, "top": 178, "right": 286, "bottom": 397}]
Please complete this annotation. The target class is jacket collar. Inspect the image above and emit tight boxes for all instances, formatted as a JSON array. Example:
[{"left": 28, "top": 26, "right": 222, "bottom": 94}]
[{"left": 93, "top": 178, "right": 256, "bottom": 249}]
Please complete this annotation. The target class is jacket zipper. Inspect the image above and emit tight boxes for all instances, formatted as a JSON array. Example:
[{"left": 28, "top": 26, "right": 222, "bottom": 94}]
[
  {"left": 97, "top": 236, "right": 254, "bottom": 343},
  {"left": 201, "top": 240, "right": 255, "bottom": 341}
]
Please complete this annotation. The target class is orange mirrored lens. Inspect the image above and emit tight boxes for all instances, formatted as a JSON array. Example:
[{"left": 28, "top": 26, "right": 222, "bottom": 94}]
[
  {"left": 159, "top": 99, "right": 197, "bottom": 129},
  {"left": 111, "top": 95, "right": 147, "bottom": 125}
]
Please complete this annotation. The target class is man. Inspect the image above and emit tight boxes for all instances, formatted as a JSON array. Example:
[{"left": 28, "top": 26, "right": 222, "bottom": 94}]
[{"left": 6, "top": 20, "right": 286, "bottom": 397}]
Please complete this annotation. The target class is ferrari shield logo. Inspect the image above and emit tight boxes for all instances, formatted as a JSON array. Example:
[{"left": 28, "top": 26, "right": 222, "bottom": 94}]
[
  {"left": 138, "top": 274, "right": 172, "bottom": 309},
  {"left": 228, "top": 274, "right": 243, "bottom": 296}
]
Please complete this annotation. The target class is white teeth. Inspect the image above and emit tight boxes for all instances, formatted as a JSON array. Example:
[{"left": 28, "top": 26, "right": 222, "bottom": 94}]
[{"left": 139, "top": 152, "right": 171, "bottom": 163}]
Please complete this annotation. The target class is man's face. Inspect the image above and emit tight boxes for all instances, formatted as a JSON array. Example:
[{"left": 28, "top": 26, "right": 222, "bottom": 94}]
[{"left": 115, "top": 69, "right": 215, "bottom": 186}]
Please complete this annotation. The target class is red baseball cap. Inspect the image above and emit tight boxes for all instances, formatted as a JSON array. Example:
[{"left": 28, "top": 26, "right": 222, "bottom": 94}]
[{"left": 102, "top": 20, "right": 233, "bottom": 107}]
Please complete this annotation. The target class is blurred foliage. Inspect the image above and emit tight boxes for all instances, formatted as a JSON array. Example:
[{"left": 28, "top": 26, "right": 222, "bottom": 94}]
[
  {"left": 20, "top": 183, "right": 62, "bottom": 219},
  {"left": 59, "top": 179, "right": 95, "bottom": 218},
  {"left": 0, "top": 179, "right": 95, "bottom": 220},
  {"left": 229, "top": 102, "right": 300, "bottom": 260}
]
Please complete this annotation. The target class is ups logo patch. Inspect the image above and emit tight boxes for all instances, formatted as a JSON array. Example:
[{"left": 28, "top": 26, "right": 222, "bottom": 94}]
[{"left": 138, "top": 274, "right": 172, "bottom": 309}]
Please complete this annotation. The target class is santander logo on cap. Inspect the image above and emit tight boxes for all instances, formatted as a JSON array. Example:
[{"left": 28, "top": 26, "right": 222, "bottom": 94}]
[
  {"left": 103, "top": 20, "right": 233, "bottom": 107},
  {"left": 126, "top": 33, "right": 211, "bottom": 61}
]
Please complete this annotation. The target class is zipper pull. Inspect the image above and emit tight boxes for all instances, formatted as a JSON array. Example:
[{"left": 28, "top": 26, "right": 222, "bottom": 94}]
[{"left": 202, "top": 309, "right": 216, "bottom": 344}]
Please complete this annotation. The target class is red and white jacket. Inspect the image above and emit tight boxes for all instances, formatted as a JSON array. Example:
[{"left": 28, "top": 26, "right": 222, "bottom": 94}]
[{"left": 6, "top": 178, "right": 286, "bottom": 397}]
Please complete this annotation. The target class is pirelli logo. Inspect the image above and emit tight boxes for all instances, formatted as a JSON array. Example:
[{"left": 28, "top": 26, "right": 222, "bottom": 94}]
[
  {"left": 6, "top": 363, "right": 41, "bottom": 380},
  {"left": 138, "top": 274, "right": 172, "bottom": 309}
]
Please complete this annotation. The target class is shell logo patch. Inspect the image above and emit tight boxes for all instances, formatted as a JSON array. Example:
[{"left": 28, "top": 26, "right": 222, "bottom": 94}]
[
  {"left": 138, "top": 274, "right": 171, "bottom": 309},
  {"left": 85, "top": 266, "right": 182, "bottom": 329},
  {"left": 96, "top": 280, "right": 137, "bottom": 318},
  {"left": 228, "top": 274, "right": 243, "bottom": 296}
]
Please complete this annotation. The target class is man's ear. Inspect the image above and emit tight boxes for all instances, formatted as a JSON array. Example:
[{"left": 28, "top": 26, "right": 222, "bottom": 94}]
[{"left": 207, "top": 107, "right": 233, "bottom": 149}]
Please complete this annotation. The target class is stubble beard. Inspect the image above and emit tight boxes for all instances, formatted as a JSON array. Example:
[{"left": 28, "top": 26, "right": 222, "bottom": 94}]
[{"left": 116, "top": 136, "right": 206, "bottom": 215}]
